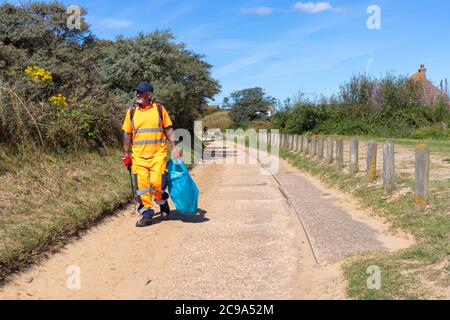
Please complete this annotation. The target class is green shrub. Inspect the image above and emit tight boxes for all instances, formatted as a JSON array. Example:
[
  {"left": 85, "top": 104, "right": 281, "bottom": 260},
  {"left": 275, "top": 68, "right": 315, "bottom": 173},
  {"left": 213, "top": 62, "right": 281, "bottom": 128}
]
[
  {"left": 270, "top": 111, "right": 289, "bottom": 131},
  {"left": 284, "top": 105, "right": 326, "bottom": 133},
  {"left": 411, "top": 126, "right": 450, "bottom": 140},
  {"left": 272, "top": 73, "right": 450, "bottom": 139}
]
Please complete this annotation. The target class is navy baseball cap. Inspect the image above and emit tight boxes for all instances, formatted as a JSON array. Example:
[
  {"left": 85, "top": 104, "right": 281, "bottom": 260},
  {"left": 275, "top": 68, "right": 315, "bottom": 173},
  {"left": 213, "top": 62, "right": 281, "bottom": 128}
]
[{"left": 135, "top": 81, "right": 154, "bottom": 93}]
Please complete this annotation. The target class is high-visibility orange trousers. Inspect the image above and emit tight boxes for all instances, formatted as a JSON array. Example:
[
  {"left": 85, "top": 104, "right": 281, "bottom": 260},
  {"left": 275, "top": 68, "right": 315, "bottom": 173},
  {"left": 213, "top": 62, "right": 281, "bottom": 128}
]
[{"left": 132, "top": 153, "right": 168, "bottom": 217}]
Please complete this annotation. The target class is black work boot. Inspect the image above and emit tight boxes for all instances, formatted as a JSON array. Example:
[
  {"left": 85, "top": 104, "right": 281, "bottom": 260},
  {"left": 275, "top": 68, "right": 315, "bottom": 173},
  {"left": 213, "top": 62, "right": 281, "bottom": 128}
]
[
  {"left": 160, "top": 201, "right": 170, "bottom": 219},
  {"left": 160, "top": 192, "right": 170, "bottom": 219},
  {"left": 136, "top": 216, "right": 152, "bottom": 228},
  {"left": 136, "top": 210, "right": 154, "bottom": 228}
]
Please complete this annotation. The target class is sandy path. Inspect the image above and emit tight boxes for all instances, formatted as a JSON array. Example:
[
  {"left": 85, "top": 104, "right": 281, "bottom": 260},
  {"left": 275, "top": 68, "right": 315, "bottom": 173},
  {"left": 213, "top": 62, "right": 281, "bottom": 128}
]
[
  {"left": 0, "top": 140, "right": 412, "bottom": 300},
  {"left": 0, "top": 141, "right": 346, "bottom": 299},
  {"left": 0, "top": 142, "right": 414, "bottom": 299}
]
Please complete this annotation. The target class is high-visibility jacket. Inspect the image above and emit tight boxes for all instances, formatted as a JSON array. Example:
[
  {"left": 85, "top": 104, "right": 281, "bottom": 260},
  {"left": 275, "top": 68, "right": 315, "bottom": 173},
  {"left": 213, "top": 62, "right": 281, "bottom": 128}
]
[{"left": 122, "top": 102, "right": 173, "bottom": 158}]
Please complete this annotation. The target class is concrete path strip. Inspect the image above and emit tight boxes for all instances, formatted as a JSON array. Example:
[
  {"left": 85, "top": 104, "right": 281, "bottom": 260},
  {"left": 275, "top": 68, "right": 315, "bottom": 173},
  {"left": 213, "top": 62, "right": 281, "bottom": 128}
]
[{"left": 246, "top": 144, "right": 412, "bottom": 264}]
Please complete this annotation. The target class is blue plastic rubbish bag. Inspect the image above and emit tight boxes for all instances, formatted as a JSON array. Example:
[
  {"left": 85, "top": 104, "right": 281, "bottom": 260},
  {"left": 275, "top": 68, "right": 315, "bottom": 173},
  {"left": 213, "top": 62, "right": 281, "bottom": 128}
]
[{"left": 167, "top": 159, "right": 199, "bottom": 215}]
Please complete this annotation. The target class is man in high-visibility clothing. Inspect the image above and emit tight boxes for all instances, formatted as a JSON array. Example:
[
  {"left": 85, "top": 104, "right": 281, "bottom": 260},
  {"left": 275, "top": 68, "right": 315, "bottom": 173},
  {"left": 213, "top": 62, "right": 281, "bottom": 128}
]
[{"left": 122, "top": 81, "right": 180, "bottom": 228}]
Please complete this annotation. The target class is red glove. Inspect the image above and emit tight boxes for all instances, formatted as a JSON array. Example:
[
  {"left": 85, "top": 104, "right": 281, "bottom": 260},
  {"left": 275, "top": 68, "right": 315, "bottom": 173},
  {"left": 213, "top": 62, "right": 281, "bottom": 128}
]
[
  {"left": 172, "top": 149, "right": 182, "bottom": 159},
  {"left": 122, "top": 154, "right": 132, "bottom": 170}
]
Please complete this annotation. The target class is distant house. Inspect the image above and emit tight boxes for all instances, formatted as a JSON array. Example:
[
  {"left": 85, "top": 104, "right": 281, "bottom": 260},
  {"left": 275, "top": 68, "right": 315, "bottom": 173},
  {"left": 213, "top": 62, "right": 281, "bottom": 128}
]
[
  {"left": 411, "top": 65, "right": 450, "bottom": 106},
  {"left": 254, "top": 105, "right": 277, "bottom": 118},
  {"left": 266, "top": 105, "right": 277, "bottom": 117}
]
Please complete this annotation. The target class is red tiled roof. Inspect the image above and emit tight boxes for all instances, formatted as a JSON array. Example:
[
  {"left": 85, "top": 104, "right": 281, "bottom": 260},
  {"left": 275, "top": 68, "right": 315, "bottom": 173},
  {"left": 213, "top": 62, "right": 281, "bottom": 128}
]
[{"left": 411, "top": 66, "right": 450, "bottom": 106}]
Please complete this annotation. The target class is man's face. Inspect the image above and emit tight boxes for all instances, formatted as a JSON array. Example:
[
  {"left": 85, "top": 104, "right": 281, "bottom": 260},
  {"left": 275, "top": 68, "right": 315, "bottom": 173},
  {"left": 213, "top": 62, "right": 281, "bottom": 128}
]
[{"left": 136, "top": 91, "right": 152, "bottom": 106}]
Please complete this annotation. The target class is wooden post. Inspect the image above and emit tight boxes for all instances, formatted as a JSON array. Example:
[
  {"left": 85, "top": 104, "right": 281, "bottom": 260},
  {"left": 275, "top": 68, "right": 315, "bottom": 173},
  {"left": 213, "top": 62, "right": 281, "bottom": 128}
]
[
  {"left": 383, "top": 142, "right": 395, "bottom": 194},
  {"left": 267, "top": 131, "right": 271, "bottom": 149},
  {"left": 295, "top": 135, "right": 300, "bottom": 152},
  {"left": 259, "top": 130, "right": 266, "bottom": 147},
  {"left": 301, "top": 135, "right": 306, "bottom": 154},
  {"left": 415, "top": 144, "right": 430, "bottom": 205},
  {"left": 313, "top": 136, "right": 317, "bottom": 157},
  {"left": 289, "top": 135, "right": 294, "bottom": 150},
  {"left": 326, "top": 137, "right": 334, "bottom": 164},
  {"left": 304, "top": 135, "right": 310, "bottom": 155},
  {"left": 349, "top": 139, "right": 359, "bottom": 175},
  {"left": 310, "top": 136, "right": 316, "bottom": 158},
  {"left": 336, "top": 140, "right": 344, "bottom": 170},
  {"left": 281, "top": 134, "right": 285, "bottom": 147},
  {"left": 317, "top": 136, "right": 324, "bottom": 160},
  {"left": 299, "top": 134, "right": 304, "bottom": 153},
  {"left": 367, "top": 141, "right": 378, "bottom": 183}
]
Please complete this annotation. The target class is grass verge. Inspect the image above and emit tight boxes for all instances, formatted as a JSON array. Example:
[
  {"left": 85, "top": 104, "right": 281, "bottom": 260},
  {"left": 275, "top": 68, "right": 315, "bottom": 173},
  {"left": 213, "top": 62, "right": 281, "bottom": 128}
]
[
  {"left": 280, "top": 147, "right": 450, "bottom": 300},
  {"left": 0, "top": 146, "right": 130, "bottom": 282},
  {"left": 336, "top": 135, "right": 450, "bottom": 154},
  {"left": 0, "top": 141, "right": 200, "bottom": 283}
]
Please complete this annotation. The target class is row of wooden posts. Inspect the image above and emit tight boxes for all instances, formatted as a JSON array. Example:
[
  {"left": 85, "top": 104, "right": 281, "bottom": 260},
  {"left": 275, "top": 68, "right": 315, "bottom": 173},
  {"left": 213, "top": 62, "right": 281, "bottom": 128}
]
[{"left": 268, "top": 133, "right": 430, "bottom": 205}]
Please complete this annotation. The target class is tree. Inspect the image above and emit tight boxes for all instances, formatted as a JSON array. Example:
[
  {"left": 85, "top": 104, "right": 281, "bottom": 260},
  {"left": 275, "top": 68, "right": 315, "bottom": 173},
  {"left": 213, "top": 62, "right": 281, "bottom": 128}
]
[
  {"left": 98, "top": 31, "right": 221, "bottom": 131},
  {"left": 0, "top": 2, "right": 119, "bottom": 150},
  {"left": 222, "top": 97, "right": 230, "bottom": 109},
  {"left": 0, "top": 2, "right": 220, "bottom": 149},
  {"left": 227, "top": 87, "right": 275, "bottom": 127},
  {"left": 0, "top": 2, "right": 98, "bottom": 100}
]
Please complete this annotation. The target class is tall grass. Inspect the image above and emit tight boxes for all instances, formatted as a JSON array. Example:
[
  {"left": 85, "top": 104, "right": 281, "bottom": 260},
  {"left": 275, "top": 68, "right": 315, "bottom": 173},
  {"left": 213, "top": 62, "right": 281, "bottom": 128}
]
[
  {"left": 0, "top": 147, "right": 130, "bottom": 282},
  {"left": 272, "top": 74, "right": 450, "bottom": 139},
  {"left": 0, "top": 84, "right": 124, "bottom": 152}
]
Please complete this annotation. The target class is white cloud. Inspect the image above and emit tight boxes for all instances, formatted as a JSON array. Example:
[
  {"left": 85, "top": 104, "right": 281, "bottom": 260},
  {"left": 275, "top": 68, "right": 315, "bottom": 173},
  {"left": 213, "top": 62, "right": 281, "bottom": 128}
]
[
  {"left": 293, "top": 2, "right": 333, "bottom": 13},
  {"left": 241, "top": 6, "right": 274, "bottom": 15},
  {"left": 99, "top": 18, "right": 133, "bottom": 29},
  {"left": 214, "top": 17, "right": 351, "bottom": 77},
  {"left": 215, "top": 52, "right": 274, "bottom": 77}
]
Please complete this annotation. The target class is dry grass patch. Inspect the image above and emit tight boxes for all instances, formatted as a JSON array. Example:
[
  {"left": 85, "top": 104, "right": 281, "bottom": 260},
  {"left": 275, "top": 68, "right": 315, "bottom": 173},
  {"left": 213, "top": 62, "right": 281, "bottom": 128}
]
[{"left": 0, "top": 146, "right": 129, "bottom": 282}]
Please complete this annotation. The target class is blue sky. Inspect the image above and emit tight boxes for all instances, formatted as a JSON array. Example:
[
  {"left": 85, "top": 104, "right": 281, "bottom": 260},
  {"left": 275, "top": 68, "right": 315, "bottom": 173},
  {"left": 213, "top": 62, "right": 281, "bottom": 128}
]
[{"left": 6, "top": 0, "right": 450, "bottom": 103}]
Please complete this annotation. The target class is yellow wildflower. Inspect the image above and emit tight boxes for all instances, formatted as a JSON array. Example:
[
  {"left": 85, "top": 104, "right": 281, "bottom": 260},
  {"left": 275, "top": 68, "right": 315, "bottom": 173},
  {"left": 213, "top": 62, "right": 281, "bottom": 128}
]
[
  {"left": 24, "top": 66, "right": 53, "bottom": 82},
  {"left": 49, "top": 94, "right": 68, "bottom": 108}
]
